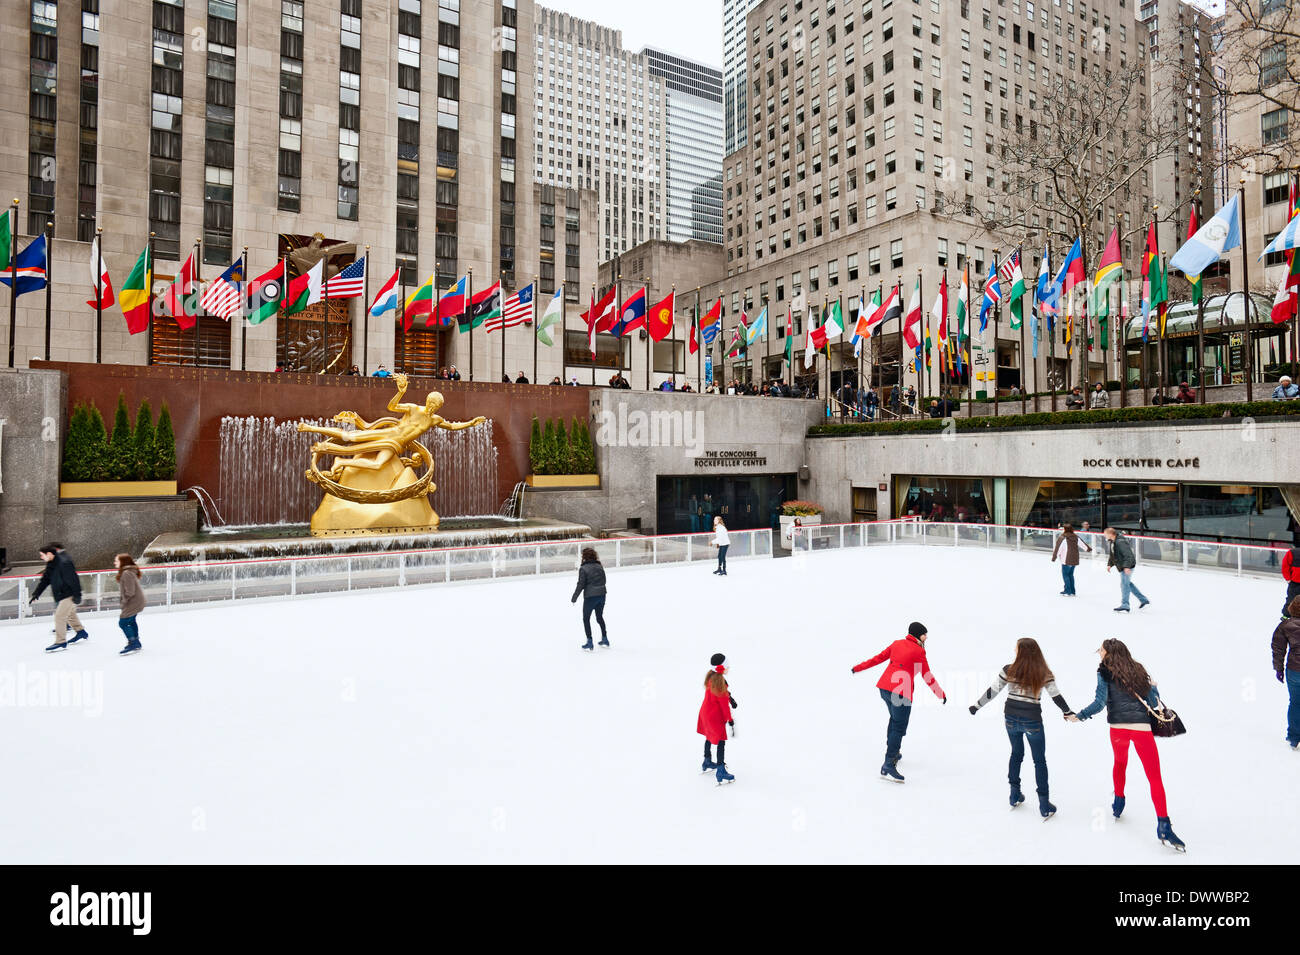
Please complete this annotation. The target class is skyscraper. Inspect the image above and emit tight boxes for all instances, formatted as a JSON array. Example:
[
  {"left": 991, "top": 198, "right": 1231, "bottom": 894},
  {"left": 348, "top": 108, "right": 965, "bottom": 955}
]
[
  {"left": 643, "top": 48, "right": 724, "bottom": 244},
  {"left": 723, "top": 0, "right": 762, "bottom": 153}
]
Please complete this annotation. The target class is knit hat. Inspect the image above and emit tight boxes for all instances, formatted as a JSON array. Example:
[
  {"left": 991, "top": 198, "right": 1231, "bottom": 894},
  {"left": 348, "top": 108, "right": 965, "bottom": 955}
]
[
  {"left": 907, "top": 622, "right": 928, "bottom": 638},
  {"left": 710, "top": 653, "right": 726, "bottom": 667}
]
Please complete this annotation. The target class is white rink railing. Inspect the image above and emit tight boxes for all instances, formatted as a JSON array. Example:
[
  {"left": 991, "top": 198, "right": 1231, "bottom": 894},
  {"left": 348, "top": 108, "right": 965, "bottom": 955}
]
[
  {"left": 0, "top": 528, "right": 772, "bottom": 624},
  {"left": 790, "top": 518, "right": 1289, "bottom": 580}
]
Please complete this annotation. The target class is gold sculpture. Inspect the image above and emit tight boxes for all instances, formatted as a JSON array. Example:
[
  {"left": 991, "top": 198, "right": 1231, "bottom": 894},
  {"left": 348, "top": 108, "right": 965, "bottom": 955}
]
[{"left": 297, "top": 373, "right": 487, "bottom": 535}]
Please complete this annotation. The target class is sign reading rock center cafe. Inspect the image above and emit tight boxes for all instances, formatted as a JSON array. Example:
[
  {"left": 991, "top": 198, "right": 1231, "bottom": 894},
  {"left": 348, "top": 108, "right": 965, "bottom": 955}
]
[
  {"left": 694, "top": 449, "right": 768, "bottom": 468},
  {"left": 1081, "top": 457, "right": 1201, "bottom": 469}
]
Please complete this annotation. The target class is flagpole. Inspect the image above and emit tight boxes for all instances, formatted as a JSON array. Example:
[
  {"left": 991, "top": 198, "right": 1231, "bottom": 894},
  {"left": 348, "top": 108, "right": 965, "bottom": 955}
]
[
  {"left": 1193, "top": 196, "right": 1206, "bottom": 404},
  {"left": 399, "top": 271, "right": 405, "bottom": 374},
  {"left": 1238, "top": 179, "right": 1254, "bottom": 402},
  {"left": 991, "top": 249, "right": 999, "bottom": 418},
  {"left": 1159, "top": 251, "right": 1170, "bottom": 400},
  {"left": 1047, "top": 238, "right": 1056, "bottom": 411},
  {"left": 1116, "top": 284, "right": 1126, "bottom": 408},
  {"left": 533, "top": 273, "right": 540, "bottom": 386},
  {"left": 193, "top": 237, "right": 202, "bottom": 368},
  {"left": 914, "top": 269, "right": 923, "bottom": 413},
  {"left": 467, "top": 267, "right": 474, "bottom": 383},
  {"left": 146, "top": 233, "right": 156, "bottom": 365},
  {"left": 823, "top": 295, "right": 830, "bottom": 412},
  {"left": 361, "top": 245, "right": 370, "bottom": 376},
  {"left": 94, "top": 226, "right": 104, "bottom": 364},
  {"left": 499, "top": 270, "right": 507, "bottom": 382},
  {"left": 696, "top": 287, "right": 702, "bottom": 393},
  {"left": 239, "top": 246, "right": 249, "bottom": 370},
  {"left": 6, "top": 200, "right": 17, "bottom": 368},
  {"left": 719, "top": 300, "right": 726, "bottom": 391},
  {"left": 42, "top": 219, "right": 53, "bottom": 362},
  {"left": 1018, "top": 250, "right": 1027, "bottom": 415}
]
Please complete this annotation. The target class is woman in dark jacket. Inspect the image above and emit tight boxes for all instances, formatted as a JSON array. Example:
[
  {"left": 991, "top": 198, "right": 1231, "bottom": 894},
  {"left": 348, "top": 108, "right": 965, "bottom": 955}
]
[
  {"left": 970, "top": 638, "right": 1074, "bottom": 818},
  {"left": 1272, "top": 595, "right": 1300, "bottom": 750},
  {"left": 571, "top": 547, "right": 608, "bottom": 651},
  {"left": 1050, "top": 523, "right": 1092, "bottom": 596},
  {"left": 1071, "top": 638, "right": 1185, "bottom": 851}
]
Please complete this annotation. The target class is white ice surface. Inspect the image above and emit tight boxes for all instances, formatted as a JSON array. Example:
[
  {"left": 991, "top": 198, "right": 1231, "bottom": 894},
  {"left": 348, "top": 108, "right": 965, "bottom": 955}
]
[{"left": 2, "top": 545, "right": 1293, "bottom": 864}]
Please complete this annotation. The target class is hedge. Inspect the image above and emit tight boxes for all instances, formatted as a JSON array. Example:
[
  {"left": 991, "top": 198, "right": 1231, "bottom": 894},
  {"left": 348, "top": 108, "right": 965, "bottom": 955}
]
[
  {"left": 809, "top": 399, "right": 1300, "bottom": 437},
  {"left": 61, "top": 395, "right": 177, "bottom": 482},
  {"left": 529, "top": 415, "right": 598, "bottom": 475}
]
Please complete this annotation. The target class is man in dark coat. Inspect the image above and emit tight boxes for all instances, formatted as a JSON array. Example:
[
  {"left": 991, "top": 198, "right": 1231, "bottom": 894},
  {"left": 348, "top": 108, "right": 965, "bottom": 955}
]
[{"left": 31, "top": 543, "right": 88, "bottom": 650}]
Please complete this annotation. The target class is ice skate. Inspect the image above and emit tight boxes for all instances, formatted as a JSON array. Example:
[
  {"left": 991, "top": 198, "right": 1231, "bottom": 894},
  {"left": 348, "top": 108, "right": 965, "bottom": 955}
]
[
  {"left": 1009, "top": 786, "right": 1025, "bottom": 809},
  {"left": 68, "top": 629, "right": 89, "bottom": 644},
  {"left": 715, "top": 763, "right": 734, "bottom": 785},
  {"left": 880, "top": 756, "right": 905, "bottom": 783},
  {"left": 44, "top": 641, "right": 67, "bottom": 653},
  {"left": 1112, "top": 795, "right": 1126, "bottom": 819},
  {"left": 1156, "top": 816, "right": 1186, "bottom": 852}
]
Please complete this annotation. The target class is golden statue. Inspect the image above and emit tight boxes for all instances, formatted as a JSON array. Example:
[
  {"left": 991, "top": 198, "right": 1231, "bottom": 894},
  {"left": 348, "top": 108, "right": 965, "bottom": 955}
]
[{"left": 297, "top": 373, "right": 487, "bottom": 535}]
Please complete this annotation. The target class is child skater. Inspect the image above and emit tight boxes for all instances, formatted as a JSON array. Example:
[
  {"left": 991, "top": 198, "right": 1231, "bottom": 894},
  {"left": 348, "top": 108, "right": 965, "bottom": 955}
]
[
  {"left": 852, "top": 622, "right": 947, "bottom": 783},
  {"left": 969, "top": 638, "right": 1074, "bottom": 819},
  {"left": 711, "top": 516, "right": 730, "bottom": 576},
  {"left": 1069, "top": 638, "right": 1186, "bottom": 851},
  {"left": 114, "top": 553, "right": 146, "bottom": 656},
  {"left": 698, "top": 654, "right": 735, "bottom": 784}
]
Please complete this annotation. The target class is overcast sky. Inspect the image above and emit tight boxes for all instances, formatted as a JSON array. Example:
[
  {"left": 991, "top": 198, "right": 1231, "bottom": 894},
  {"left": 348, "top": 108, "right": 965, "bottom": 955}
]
[{"left": 542, "top": 0, "right": 726, "bottom": 70}]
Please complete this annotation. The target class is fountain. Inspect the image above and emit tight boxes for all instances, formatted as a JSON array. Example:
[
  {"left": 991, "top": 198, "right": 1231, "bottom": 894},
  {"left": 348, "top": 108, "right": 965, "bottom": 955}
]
[{"left": 143, "top": 376, "right": 590, "bottom": 563}]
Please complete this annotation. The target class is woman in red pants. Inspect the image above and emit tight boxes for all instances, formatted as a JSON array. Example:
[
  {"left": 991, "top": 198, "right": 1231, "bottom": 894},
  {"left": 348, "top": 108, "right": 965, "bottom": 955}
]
[
  {"left": 697, "top": 659, "right": 735, "bottom": 784},
  {"left": 1071, "top": 638, "right": 1185, "bottom": 851}
]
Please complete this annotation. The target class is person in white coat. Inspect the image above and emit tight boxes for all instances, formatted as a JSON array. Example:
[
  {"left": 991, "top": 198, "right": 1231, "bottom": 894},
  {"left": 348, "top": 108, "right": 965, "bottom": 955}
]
[{"left": 711, "top": 516, "right": 730, "bottom": 576}]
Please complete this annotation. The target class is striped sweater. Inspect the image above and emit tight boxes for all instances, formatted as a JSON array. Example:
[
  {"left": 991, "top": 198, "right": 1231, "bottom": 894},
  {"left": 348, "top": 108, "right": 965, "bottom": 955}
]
[{"left": 972, "top": 666, "right": 1073, "bottom": 720}]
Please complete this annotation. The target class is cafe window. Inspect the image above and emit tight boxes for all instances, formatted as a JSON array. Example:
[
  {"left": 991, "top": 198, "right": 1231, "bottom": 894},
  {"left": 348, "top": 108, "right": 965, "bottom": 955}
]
[{"left": 565, "top": 328, "right": 631, "bottom": 369}]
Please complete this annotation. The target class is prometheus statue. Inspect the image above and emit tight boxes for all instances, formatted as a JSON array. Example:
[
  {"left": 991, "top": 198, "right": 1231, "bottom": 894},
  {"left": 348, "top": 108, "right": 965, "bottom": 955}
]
[{"left": 298, "top": 373, "right": 487, "bottom": 535}]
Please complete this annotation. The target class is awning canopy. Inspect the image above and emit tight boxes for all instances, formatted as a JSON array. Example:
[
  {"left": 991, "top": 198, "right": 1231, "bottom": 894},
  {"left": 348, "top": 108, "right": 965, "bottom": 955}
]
[{"left": 1121, "top": 293, "right": 1276, "bottom": 341}]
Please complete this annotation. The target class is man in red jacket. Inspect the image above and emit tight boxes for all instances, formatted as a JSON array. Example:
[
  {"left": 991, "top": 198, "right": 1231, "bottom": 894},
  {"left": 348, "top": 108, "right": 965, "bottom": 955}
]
[
  {"left": 852, "top": 622, "right": 947, "bottom": 783},
  {"left": 1282, "top": 544, "right": 1300, "bottom": 618}
]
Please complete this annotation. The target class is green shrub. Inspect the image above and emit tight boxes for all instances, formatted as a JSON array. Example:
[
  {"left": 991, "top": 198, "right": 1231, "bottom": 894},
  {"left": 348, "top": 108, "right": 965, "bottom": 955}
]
[
  {"left": 132, "top": 398, "right": 156, "bottom": 480},
  {"left": 555, "top": 418, "right": 571, "bottom": 473},
  {"left": 540, "top": 419, "right": 556, "bottom": 475},
  {"left": 809, "top": 399, "right": 1300, "bottom": 437},
  {"left": 528, "top": 416, "right": 544, "bottom": 474},
  {"left": 85, "top": 403, "right": 108, "bottom": 481},
  {"left": 572, "top": 417, "right": 596, "bottom": 473},
  {"left": 105, "top": 393, "right": 136, "bottom": 480},
  {"left": 61, "top": 403, "right": 89, "bottom": 481},
  {"left": 153, "top": 402, "right": 176, "bottom": 481}
]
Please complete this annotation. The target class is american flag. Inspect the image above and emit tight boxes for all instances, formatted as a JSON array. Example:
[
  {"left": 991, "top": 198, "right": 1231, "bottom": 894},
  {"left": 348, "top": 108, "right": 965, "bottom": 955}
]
[
  {"left": 487, "top": 283, "right": 535, "bottom": 332},
  {"left": 200, "top": 256, "right": 245, "bottom": 322},
  {"left": 324, "top": 257, "right": 366, "bottom": 298}
]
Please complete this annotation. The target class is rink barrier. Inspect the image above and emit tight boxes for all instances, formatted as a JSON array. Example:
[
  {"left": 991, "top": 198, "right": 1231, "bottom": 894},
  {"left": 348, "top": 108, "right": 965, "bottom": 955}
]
[
  {"left": 790, "top": 519, "right": 1288, "bottom": 580},
  {"left": 0, "top": 528, "right": 772, "bottom": 624}
]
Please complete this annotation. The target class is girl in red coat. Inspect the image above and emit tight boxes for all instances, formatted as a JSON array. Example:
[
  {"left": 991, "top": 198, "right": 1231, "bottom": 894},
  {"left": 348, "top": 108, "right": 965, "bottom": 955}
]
[
  {"left": 852, "top": 622, "right": 947, "bottom": 782},
  {"left": 698, "top": 657, "right": 735, "bottom": 784}
]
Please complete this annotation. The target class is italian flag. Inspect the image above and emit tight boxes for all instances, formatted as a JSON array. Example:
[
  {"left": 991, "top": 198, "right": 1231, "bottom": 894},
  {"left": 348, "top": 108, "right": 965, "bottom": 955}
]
[
  {"left": 285, "top": 259, "right": 324, "bottom": 315},
  {"left": 119, "top": 245, "right": 152, "bottom": 336}
]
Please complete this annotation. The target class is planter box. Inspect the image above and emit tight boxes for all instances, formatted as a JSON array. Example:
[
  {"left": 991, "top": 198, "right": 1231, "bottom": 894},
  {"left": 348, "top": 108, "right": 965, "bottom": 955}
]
[
  {"left": 780, "top": 513, "right": 821, "bottom": 544},
  {"left": 525, "top": 474, "right": 600, "bottom": 489},
  {"left": 59, "top": 480, "right": 179, "bottom": 500}
]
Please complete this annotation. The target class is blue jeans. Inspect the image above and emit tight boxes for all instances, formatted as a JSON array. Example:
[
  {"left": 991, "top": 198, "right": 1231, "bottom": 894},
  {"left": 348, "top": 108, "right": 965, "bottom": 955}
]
[
  {"left": 716, "top": 544, "right": 729, "bottom": 572},
  {"left": 1006, "top": 716, "right": 1049, "bottom": 797},
  {"left": 1286, "top": 670, "right": 1300, "bottom": 746},
  {"left": 1118, "top": 569, "right": 1148, "bottom": 608},
  {"left": 879, "top": 688, "right": 912, "bottom": 760},
  {"left": 118, "top": 615, "right": 140, "bottom": 645},
  {"left": 1060, "top": 564, "right": 1076, "bottom": 595},
  {"left": 581, "top": 595, "right": 606, "bottom": 642}
]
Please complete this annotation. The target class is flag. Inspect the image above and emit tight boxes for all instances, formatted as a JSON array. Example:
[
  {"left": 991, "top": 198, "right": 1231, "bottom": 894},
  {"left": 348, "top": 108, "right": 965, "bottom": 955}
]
[
  {"left": 86, "top": 235, "right": 115, "bottom": 309},
  {"left": 858, "top": 285, "right": 895, "bottom": 339},
  {"left": 1259, "top": 208, "right": 1300, "bottom": 260},
  {"left": 700, "top": 298, "right": 722, "bottom": 344},
  {"left": 785, "top": 305, "right": 797, "bottom": 360},
  {"left": 437, "top": 275, "right": 468, "bottom": 322},
  {"left": 369, "top": 269, "right": 400, "bottom": 320},
  {"left": 1001, "top": 248, "right": 1026, "bottom": 329},
  {"left": 745, "top": 306, "right": 768, "bottom": 346},
  {"left": 159, "top": 251, "right": 198, "bottom": 329},
  {"left": 490, "top": 282, "right": 535, "bottom": 332},
  {"left": 118, "top": 243, "right": 151, "bottom": 334},
  {"left": 853, "top": 290, "right": 879, "bottom": 357},
  {"left": 803, "top": 308, "right": 818, "bottom": 369},
  {"left": 1057, "top": 237, "right": 1085, "bottom": 294},
  {"left": 404, "top": 274, "right": 437, "bottom": 329},
  {"left": 1092, "top": 228, "right": 1122, "bottom": 321},
  {"left": 1035, "top": 244, "right": 1058, "bottom": 329},
  {"left": 285, "top": 258, "right": 324, "bottom": 315},
  {"left": 689, "top": 307, "right": 699, "bottom": 355},
  {"left": 1271, "top": 271, "right": 1296, "bottom": 324},
  {"left": 246, "top": 259, "right": 284, "bottom": 326},
  {"left": 1171, "top": 193, "right": 1242, "bottom": 276},
  {"left": 1186, "top": 206, "right": 1203, "bottom": 306},
  {"left": 324, "top": 257, "right": 366, "bottom": 298},
  {"left": 200, "top": 256, "right": 244, "bottom": 322},
  {"left": 582, "top": 286, "right": 617, "bottom": 331},
  {"left": 0, "top": 233, "right": 48, "bottom": 298},
  {"left": 0, "top": 207, "right": 11, "bottom": 270},
  {"left": 611, "top": 287, "right": 648, "bottom": 337},
  {"left": 902, "top": 278, "right": 923, "bottom": 348},
  {"left": 727, "top": 312, "right": 748, "bottom": 358},
  {"left": 978, "top": 259, "right": 1000, "bottom": 332},
  {"left": 810, "top": 302, "right": 843, "bottom": 349},
  {"left": 932, "top": 275, "right": 947, "bottom": 369},
  {"left": 461, "top": 281, "right": 501, "bottom": 332},
  {"left": 536, "top": 287, "right": 563, "bottom": 346},
  {"left": 585, "top": 288, "right": 598, "bottom": 357},
  {"left": 1031, "top": 294, "right": 1040, "bottom": 358},
  {"left": 645, "top": 290, "right": 675, "bottom": 342}
]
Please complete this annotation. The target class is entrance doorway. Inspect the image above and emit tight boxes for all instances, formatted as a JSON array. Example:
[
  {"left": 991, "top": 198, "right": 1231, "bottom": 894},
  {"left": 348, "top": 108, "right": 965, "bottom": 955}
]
[{"left": 657, "top": 474, "right": 797, "bottom": 535}]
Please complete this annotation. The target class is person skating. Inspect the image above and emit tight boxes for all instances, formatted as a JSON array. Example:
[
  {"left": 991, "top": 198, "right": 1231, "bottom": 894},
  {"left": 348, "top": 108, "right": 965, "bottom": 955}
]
[
  {"left": 698, "top": 658, "right": 735, "bottom": 784},
  {"left": 1069, "top": 638, "right": 1185, "bottom": 851},
  {"left": 31, "top": 543, "right": 88, "bottom": 652},
  {"left": 1103, "top": 527, "right": 1150, "bottom": 612},
  {"left": 1281, "top": 540, "right": 1300, "bottom": 618},
  {"left": 1272, "top": 596, "right": 1300, "bottom": 750},
  {"left": 969, "top": 638, "right": 1074, "bottom": 818},
  {"left": 711, "top": 516, "right": 730, "bottom": 575},
  {"left": 851, "top": 622, "right": 947, "bottom": 782},
  {"left": 114, "top": 553, "right": 146, "bottom": 656},
  {"left": 1050, "top": 523, "right": 1092, "bottom": 596},
  {"left": 570, "top": 546, "right": 608, "bottom": 651}
]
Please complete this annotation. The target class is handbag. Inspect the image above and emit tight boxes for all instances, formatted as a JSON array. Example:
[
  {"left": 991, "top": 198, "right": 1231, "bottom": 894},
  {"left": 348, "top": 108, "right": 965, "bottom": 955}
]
[{"left": 1136, "top": 691, "right": 1187, "bottom": 738}]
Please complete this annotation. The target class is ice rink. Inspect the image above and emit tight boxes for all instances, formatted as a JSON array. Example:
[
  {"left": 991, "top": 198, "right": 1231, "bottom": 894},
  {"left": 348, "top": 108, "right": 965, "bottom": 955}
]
[{"left": 1, "top": 544, "right": 1293, "bottom": 864}]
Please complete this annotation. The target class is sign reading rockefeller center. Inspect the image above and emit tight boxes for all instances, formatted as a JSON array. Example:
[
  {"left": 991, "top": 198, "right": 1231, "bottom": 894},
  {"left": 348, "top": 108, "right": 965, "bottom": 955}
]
[{"left": 693, "top": 449, "right": 768, "bottom": 468}]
